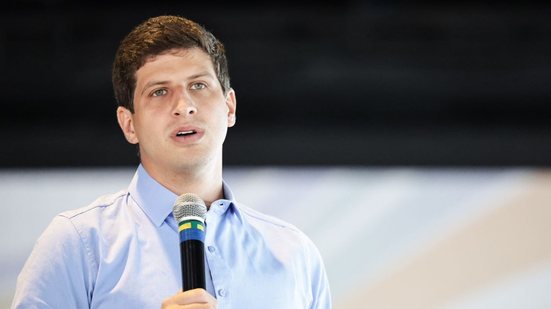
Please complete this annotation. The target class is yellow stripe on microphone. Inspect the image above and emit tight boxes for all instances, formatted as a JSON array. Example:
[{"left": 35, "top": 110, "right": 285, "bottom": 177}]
[
  {"left": 178, "top": 221, "right": 204, "bottom": 232},
  {"left": 179, "top": 222, "right": 192, "bottom": 232}
]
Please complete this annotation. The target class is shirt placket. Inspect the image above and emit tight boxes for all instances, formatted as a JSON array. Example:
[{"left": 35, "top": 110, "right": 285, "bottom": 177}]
[{"left": 205, "top": 201, "right": 233, "bottom": 306}]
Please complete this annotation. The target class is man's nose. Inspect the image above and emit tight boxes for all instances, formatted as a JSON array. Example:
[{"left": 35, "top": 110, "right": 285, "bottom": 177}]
[{"left": 173, "top": 92, "right": 197, "bottom": 116}]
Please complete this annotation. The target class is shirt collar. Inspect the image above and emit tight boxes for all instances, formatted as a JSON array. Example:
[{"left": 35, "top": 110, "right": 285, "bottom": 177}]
[
  {"left": 128, "top": 164, "right": 237, "bottom": 227},
  {"left": 209, "top": 182, "right": 237, "bottom": 217},
  {"left": 128, "top": 164, "right": 178, "bottom": 228}
]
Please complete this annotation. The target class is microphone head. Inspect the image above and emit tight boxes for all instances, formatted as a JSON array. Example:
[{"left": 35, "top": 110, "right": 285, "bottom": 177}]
[{"left": 172, "top": 193, "right": 207, "bottom": 222}]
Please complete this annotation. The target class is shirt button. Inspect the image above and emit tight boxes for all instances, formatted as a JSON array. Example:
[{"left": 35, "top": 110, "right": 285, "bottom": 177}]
[
  {"left": 208, "top": 246, "right": 216, "bottom": 253},
  {"left": 218, "top": 289, "right": 227, "bottom": 297}
]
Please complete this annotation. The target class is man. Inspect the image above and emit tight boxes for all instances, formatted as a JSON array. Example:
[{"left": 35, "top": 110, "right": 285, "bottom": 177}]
[{"left": 12, "top": 15, "right": 331, "bottom": 308}]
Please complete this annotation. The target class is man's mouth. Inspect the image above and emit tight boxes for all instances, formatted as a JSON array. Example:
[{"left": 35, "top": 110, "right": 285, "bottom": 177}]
[{"left": 176, "top": 130, "right": 196, "bottom": 137}]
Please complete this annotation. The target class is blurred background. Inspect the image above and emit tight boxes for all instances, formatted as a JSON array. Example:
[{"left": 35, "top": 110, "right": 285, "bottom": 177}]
[{"left": 1, "top": 0, "right": 550, "bottom": 308}]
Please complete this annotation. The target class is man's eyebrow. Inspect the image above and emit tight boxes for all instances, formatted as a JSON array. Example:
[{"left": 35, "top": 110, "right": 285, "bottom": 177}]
[
  {"left": 188, "top": 71, "right": 216, "bottom": 80},
  {"left": 140, "top": 72, "right": 216, "bottom": 94},
  {"left": 140, "top": 80, "right": 169, "bottom": 95}
]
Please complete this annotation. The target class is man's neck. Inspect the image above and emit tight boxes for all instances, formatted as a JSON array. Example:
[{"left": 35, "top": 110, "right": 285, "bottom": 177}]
[{"left": 142, "top": 162, "right": 224, "bottom": 208}]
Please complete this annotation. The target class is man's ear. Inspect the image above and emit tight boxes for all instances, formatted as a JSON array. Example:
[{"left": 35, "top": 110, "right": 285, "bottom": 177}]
[
  {"left": 116, "top": 106, "right": 139, "bottom": 144},
  {"left": 226, "top": 88, "right": 237, "bottom": 127}
]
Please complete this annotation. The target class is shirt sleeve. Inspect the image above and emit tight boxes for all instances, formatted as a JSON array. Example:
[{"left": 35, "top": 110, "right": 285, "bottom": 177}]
[
  {"left": 11, "top": 215, "right": 94, "bottom": 309},
  {"left": 306, "top": 238, "right": 332, "bottom": 309}
]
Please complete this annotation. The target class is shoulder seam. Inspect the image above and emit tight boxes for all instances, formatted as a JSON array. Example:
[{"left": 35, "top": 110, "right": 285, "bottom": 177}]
[
  {"left": 236, "top": 203, "right": 300, "bottom": 232},
  {"left": 58, "top": 190, "right": 127, "bottom": 220}
]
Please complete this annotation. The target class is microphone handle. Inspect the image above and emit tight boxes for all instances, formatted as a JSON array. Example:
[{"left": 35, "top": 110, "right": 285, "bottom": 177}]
[{"left": 180, "top": 239, "right": 206, "bottom": 291}]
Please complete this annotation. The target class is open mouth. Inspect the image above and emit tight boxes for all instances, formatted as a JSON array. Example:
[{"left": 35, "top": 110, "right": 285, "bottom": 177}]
[{"left": 176, "top": 130, "right": 197, "bottom": 137}]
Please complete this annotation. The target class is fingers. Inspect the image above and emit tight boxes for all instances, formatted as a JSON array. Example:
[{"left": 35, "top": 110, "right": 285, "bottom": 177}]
[{"left": 161, "top": 288, "right": 217, "bottom": 308}]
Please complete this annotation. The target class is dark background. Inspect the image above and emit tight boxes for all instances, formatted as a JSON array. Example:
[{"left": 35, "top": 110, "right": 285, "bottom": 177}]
[{"left": 2, "top": 1, "right": 550, "bottom": 167}]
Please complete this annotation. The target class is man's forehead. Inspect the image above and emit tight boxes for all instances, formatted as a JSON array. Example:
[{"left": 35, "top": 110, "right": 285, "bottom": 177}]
[
  {"left": 142, "top": 47, "right": 208, "bottom": 64},
  {"left": 136, "top": 48, "right": 215, "bottom": 78},
  {"left": 133, "top": 48, "right": 218, "bottom": 92}
]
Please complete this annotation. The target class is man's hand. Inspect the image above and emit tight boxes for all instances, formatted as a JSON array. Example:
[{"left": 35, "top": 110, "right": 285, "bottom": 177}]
[{"left": 161, "top": 288, "right": 217, "bottom": 308}]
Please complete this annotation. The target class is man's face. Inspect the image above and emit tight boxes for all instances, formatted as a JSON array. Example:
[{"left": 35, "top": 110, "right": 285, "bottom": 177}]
[{"left": 117, "top": 47, "right": 236, "bottom": 174}]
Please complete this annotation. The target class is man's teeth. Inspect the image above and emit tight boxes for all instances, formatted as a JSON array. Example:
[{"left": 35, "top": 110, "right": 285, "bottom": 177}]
[{"left": 177, "top": 130, "right": 195, "bottom": 136}]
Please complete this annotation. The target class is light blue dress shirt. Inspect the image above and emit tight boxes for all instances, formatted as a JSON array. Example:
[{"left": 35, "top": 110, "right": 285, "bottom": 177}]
[{"left": 12, "top": 165, "right": 331, "bottom": 308}]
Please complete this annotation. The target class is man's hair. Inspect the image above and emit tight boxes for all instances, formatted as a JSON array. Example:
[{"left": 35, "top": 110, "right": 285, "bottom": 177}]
[{"left": 112, "top": 15, "right": 230, "bottom": 112}]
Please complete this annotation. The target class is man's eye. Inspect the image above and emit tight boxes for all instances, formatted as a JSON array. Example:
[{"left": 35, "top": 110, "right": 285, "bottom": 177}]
[
  {"left": 152, "top": 89, "right": 167, "bottom": 97},
  {"left": 191, "top": 83, "right": 206, "bottom": 90}
]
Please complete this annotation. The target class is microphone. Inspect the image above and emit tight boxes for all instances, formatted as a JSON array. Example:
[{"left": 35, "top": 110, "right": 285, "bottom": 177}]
[{"left": 172, "top": 193, "right": 207, "bottom": 291}]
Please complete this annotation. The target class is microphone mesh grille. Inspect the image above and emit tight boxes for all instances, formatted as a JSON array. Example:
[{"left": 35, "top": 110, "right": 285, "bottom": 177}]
[{"left": 172, "top": 193, "right": 207, "bottom": 221}]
